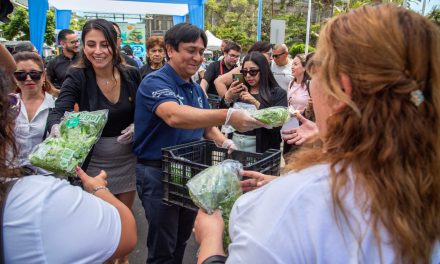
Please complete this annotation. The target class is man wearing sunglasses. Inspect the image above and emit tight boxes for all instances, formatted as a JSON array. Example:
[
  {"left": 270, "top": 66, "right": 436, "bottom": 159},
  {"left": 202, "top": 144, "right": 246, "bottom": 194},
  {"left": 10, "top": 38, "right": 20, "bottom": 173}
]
[
  {"left": 271, "top": 43, "right": 292, "bottom": 91},
  {"left": 46, "top": 29, "right": 80, "bottom": 89},
  {"left": 200, "top": 41, "right": 241, "bottom": 95}
]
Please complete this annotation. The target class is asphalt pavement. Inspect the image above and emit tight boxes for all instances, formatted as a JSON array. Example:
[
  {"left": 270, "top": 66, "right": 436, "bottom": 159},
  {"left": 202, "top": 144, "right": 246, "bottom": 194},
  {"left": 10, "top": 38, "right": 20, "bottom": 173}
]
[{"left": 128, "top": 196, "right": 199, "bottom": 264}]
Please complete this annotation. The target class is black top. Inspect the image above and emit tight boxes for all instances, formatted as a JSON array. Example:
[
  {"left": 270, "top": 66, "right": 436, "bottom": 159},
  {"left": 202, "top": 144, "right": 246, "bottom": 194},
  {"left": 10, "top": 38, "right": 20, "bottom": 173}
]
[
  {"left": 47, "top": 65, "right": 141, "bottom": 137},
  {"left": 122, "top": 53, "right": 139, "bottom": 69},
  {"left": 140, "top": 63, "right": 161, "bottom": 79},
  {"left": 46, "top": 53, "right": 79, "bottom": 89},
  {"left": 203, "top": 59, "right": 236, "bottom": 95},
  {"left": 233, "top": 86, "right": 287, "bottom": 153}
]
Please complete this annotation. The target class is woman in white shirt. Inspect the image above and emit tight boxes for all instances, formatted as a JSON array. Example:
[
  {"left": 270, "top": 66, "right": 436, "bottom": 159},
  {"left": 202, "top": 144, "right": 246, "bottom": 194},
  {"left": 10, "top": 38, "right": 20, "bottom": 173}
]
[
  {"left": 194, "top": 4, "right": 440, "bottom": 264},
  {"left": 12, "top": 51, "right": 58, "bottom": 170},
  {"left": 287, "top": 53, "right": 310, "bottom": 112},
  {"left": 1, "top": 66, "right": 137, "bottom": 263}
]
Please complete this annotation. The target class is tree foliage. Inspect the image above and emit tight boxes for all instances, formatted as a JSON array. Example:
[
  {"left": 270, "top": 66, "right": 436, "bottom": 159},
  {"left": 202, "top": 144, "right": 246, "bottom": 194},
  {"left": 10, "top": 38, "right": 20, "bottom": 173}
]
[{"left": 1, "top": 7, "right": 56, "bottom": 45}]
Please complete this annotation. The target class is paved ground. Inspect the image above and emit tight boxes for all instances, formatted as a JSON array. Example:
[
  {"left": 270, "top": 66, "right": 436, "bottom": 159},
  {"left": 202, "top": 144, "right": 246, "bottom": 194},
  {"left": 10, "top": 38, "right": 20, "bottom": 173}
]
[{"left": 128, "top": 196, "right": 199, "bottom": 264}]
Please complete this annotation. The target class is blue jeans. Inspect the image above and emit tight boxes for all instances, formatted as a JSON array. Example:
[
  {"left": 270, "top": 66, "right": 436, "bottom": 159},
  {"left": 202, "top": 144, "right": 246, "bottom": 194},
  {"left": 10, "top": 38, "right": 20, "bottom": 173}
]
[{"left": 136, "top": 163, "right": 197, "bottom": 264}]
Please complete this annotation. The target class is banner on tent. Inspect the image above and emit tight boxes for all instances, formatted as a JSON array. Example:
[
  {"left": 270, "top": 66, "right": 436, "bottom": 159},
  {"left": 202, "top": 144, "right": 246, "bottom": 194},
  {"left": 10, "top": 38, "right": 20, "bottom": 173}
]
[{"left": 119, "top": 23, "right": 146, "bottom": 59}]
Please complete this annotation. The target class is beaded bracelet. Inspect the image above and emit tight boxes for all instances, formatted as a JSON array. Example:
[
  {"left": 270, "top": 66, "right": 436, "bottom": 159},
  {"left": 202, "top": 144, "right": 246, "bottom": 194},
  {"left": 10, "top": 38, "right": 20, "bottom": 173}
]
[{"left": 91, "top": 186, "right": 109, "bottom": 195}]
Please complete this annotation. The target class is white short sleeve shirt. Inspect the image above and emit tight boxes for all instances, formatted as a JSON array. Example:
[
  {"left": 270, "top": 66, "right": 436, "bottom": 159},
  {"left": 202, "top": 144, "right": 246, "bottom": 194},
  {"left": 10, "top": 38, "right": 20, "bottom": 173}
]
[
  {"left": 226, "top": 164, "right": 440, "bottom": 264},
  {"left": 4, "top": 175, "right": 121, "bottom": 263}
]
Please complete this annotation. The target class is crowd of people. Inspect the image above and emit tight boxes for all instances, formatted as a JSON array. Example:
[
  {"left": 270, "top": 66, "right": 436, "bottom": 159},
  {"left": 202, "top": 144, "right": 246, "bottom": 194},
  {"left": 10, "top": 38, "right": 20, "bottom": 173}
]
[{"left": 0, "top": 2, "right": 439, "bottom": 264}]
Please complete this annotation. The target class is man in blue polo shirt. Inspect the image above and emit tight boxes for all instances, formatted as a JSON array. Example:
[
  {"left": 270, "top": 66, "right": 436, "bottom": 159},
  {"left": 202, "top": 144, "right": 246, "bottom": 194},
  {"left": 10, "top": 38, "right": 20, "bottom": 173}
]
[{"left": 134, "top": 23, "right": 265, "bottom": 264}]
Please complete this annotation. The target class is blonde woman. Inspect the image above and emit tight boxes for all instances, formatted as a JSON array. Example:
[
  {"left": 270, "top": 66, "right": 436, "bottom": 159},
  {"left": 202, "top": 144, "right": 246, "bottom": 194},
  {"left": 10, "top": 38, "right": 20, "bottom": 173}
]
[{"left": 195, "top": 4, "right": 440, "bottom": 263}]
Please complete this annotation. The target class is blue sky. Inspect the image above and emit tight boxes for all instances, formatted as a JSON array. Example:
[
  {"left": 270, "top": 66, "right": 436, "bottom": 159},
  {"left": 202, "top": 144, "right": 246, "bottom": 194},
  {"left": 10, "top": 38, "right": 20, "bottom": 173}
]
[{"left": 409, "top": 0, "right": 438, "bottom": 15}]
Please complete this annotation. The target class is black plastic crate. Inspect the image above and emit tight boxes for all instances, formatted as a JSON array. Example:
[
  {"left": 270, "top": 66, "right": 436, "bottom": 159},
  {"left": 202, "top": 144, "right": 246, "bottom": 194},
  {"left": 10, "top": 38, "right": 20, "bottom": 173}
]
[
  {"left": 162, "top": 140, "right": 281, "bottom": 210},
  {"left": 207, "top": 94, "right": 222, "bottom": 109}
]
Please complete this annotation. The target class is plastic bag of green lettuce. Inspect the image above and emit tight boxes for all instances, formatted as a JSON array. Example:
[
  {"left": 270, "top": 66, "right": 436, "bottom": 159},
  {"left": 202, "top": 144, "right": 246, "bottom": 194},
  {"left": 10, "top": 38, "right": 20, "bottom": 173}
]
[
  {"left": 251, "top": 106, "right": 290, "bottom": 127},
  {"left": 29, "top": 110, "right": 108, "bottom": 177},
  {"left": 187, "top": 160, "right": 243, "bottom": 252}
]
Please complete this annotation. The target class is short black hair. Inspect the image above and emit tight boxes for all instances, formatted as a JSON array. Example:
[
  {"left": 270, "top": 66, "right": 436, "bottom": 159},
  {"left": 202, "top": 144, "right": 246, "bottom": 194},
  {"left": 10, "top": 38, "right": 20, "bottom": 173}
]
[
  {"left": 248, "top": 41, "right": 273, "bottom": 53},
  {"left": 58, "top": 29, "right": 75, "bottom": 43},
  {"left": 122, "top": 45, "right": 133, "bottom": 56},
  {"left": 164, "top": 23, "right": 207, "bottom": 57},
  {"left": 224, "top": 41, "right": 241, "bottom": 53},
  {"left": 13, "top": 41, "right": 36, "bottom": 54}
]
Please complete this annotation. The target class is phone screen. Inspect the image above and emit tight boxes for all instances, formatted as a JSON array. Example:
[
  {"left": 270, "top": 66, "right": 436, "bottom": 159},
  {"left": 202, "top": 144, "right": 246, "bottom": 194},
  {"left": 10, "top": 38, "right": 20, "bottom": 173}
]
[{"left": 232, "top": 73, "right": 244, "bottom": 84}]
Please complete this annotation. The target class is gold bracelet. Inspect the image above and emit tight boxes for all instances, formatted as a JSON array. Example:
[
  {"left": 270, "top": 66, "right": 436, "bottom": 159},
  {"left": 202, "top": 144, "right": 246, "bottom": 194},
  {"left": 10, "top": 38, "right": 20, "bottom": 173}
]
[{"left": 91, "top": 186, "right": 109, "bottom": 195}]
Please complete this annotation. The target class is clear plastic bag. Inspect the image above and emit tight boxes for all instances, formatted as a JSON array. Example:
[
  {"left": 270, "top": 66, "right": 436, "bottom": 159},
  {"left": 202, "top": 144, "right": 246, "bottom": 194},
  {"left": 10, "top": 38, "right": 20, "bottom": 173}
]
[
  {"left": 187, "top": 159, "right": 243, "bottom": 214},
  {"left": 187, "top": 159, "right": 243, "bottom": 251},
  {"left": 251, "top": 106, "right": 290, "bottom": 127},
  {"left": 29, "top": 110, "right": 109, "bottom": 177},
  {"left": 221, "top": 102, "right": 258, "bottom": 134}
]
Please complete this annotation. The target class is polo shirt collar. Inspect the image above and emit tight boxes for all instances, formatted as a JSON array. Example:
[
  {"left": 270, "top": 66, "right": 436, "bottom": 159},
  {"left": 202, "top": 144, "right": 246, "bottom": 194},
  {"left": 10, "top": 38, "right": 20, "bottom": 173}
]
[
  {"left": 62, "top": 52, "right": 77, "bottom": 61},
  {"left": 163, "top": 63, "right": 196, "bottom": 87}
]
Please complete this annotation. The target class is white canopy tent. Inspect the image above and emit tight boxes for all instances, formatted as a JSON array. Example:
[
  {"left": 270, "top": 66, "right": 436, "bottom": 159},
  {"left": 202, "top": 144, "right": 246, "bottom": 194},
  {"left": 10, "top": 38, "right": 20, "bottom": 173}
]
[
  {"left": 205, "top": 30, "right": 222, "bottom": 51},
  {"left": 48, "top": 0, "right": 189, "bottom": 16}
]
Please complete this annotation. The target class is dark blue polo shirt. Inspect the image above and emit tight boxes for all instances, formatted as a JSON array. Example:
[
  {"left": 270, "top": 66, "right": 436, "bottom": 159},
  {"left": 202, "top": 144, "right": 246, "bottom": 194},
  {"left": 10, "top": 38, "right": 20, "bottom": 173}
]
[{"left": 134, "top": 63, "right": 210, "bottom": 160}]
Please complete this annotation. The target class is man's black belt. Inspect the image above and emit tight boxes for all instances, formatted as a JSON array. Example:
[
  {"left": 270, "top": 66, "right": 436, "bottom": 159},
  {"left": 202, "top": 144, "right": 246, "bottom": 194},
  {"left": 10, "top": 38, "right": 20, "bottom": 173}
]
[{"left": 138, "top": 159, "right": 162, "bottom": 168}]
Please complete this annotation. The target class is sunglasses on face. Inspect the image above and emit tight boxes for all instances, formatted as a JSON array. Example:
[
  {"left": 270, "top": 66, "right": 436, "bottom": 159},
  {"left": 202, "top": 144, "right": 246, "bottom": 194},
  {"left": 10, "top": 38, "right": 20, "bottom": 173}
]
[
  {"left": 240, "top": 69, "right": 260, "bottom": 77},
  {"left": 13, "top": 70, "right": 43, "bottom": 82},
  {"left": 273, "top": 52, "right": 286, "bottom": 59},
  {"left": 8, "top": 93, "right": 21, "bottom": 119}
]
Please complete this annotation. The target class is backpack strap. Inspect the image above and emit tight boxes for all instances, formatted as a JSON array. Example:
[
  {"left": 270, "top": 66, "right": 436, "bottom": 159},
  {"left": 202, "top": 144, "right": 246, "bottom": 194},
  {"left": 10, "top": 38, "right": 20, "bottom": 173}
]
[{"left": 0, "top": 179, "right": 19, "bottom": 263}]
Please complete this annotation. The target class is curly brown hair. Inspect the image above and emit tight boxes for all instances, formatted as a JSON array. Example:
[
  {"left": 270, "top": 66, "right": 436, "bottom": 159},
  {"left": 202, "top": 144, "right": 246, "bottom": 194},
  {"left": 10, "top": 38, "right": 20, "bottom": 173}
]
[{"left": 285, "top": 4, "right": 440, "bottom": 263}]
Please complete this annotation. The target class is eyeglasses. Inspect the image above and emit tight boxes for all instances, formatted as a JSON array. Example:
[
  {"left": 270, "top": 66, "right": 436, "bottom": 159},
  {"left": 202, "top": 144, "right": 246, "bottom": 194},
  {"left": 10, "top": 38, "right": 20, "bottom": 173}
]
[
  {"left": 8, "top": 93, "right": 20, "bottom": 119},
  {"left": 13, "top": 70, "right": 43, "bottom": 82},
  {"left": 240, "top": 69, "right": 260, "bottom": 77},
  {"left": 70, "top": 39, "right": 80, "bottom": 44},
  {"left": 273, "top": 52, "right": 286, "bottom": 59}
]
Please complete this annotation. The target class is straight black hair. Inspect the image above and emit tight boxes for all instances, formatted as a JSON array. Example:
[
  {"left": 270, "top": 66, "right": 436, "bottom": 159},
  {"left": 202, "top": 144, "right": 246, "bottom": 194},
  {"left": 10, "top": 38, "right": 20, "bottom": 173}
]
[
  {"left": 242, "top": 52, "right": 279, "bottom": 106},
  {"left": 164, "top": 23, "right": 207, "bottom": 59},
  {"left": 77, "top": 19, "right": 122, "bottom": 71}
]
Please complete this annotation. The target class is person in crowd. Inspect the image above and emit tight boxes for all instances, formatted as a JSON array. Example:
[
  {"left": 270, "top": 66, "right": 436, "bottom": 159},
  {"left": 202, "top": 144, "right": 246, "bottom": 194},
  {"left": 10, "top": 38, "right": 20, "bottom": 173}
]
[
  {"left": 112, "top": 22, "right": 139, "bottom": 69},
  {"left": 287, "top": 53, "right": 310, "bottom": 112},
  {"left": 223, "top": 51, "right": 287, "bottom": 152},
  {"left": 134, "top": 23, "right": 266, "bottom": 264},
  {"left": 271, "top": 43, "right": 292, "bottom": 91},
  {"left": 216, "top": 39, "right": 231, "bottom": 62},
  {"left": 214, "top": 41, "right": 274, "bottom": 97},
  {"left": 12, "top": 52, "right": 58, "bottom": 171},
  {"left": 282, "top": 52, "right": 318, "bottom": 151},
  {"left": 47, "top": 18, "right": 141, "bottom": 263},
  {"left": 46, "top": 29, "right": 80, "bottom": 89},
  {"left": 0, "top": 43, "right": 16, "bottom": 75},
  {"left": 195, "top": 4, "right": 440, "bottom": 264},
  {"left": 0, "top": 65, "right": 137, "bottom": 263},
  {"left": 140, "top": 35, "right": 166, "bottom": 78},
  {"left": 12, "top": 41, "right": 38, "bottom": 54},
  {"left": 122, "top": 45, "right": 143, "bottom": 68},
  {"left": 200, "top": 41, "right": 241, "bottom": 95}
]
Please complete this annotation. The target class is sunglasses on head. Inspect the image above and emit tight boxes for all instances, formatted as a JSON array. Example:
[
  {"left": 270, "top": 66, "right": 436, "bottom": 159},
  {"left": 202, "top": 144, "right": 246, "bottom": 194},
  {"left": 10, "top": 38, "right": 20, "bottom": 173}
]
[
  {"left": 240, "top": 69, "right": 260, "bottom": 77},
  {"left": 8, "top": 93, "right": 20, "bottom": 119},
  {"left": 13, "top": 70, "right": 43, "bottom": 82}
]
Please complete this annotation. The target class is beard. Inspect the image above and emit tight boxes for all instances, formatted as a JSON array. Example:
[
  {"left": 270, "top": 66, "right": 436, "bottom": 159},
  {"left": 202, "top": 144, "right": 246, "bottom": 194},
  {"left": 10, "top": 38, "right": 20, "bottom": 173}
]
[{"left": 65, "top": 46, "right": 78, "bottom": 54}]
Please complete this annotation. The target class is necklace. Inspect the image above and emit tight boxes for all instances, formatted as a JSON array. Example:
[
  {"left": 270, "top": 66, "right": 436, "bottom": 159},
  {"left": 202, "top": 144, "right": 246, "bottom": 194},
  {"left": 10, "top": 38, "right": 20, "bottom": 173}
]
[{"left": 99, "top": 77, "right": 117, "bottom": 91}]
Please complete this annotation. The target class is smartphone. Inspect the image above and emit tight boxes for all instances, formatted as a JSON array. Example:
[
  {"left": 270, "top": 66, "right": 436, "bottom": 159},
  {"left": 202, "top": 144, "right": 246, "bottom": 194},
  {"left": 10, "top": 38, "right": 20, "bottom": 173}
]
[{"left": 232, "top": 73, "right": 244, "bottom": 84}]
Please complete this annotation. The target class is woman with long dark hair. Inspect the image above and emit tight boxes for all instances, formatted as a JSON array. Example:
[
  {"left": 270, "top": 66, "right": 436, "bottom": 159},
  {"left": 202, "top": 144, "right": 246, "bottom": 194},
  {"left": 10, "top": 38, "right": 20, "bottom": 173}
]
[
  {"left": 223, "top": 51, "right": 287, "bottom": 152},
  {"left": 47, "top": 19, "right": 140, "bottom": 263}
]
